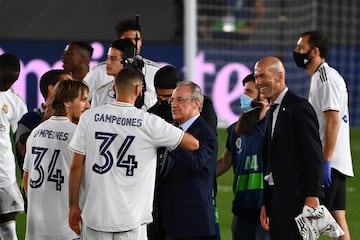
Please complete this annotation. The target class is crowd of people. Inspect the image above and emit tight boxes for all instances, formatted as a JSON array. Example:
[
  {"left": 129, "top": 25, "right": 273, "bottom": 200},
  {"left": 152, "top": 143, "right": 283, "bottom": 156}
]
[{"left": 0, "top": 14, "right": 353, "bottom": 240}]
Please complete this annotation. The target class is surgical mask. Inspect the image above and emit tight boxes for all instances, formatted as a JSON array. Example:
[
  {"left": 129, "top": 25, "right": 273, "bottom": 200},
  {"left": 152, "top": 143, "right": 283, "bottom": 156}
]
[
  {"left": 293, "top": 50, "right": 313, "bottom": 69},
  {"left": 240, "top": 94, "right": 262, "bottom": 113}
]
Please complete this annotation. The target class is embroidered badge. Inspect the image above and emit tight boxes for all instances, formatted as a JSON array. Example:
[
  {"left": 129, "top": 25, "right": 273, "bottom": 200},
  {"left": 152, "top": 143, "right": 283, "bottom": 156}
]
[{"left": 2, "top": 104, "right": 8, "bottom": 113}]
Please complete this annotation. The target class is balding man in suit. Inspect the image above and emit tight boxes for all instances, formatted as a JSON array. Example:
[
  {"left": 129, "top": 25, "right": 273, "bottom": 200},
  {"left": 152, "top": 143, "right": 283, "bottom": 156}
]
[{"left": 255, "top": 56, "right": 324, "bottom": 239}]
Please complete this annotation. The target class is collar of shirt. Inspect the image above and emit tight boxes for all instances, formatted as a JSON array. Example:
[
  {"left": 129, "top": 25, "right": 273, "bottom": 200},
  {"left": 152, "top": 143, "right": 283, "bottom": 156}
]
[
  {"left": 270, "top": 87, "right": 288, "bottom": 136},
  {"left": 109, "top": 101, "right": 134, "bottom": 107},
  {"left": 273, "top": 87, "right": 288, "bottom": 106},
  {"left": 180, "top": 114, "right": 200, "bottom": 131},
  {"left": 314, "top": 61, "right": 326, "bottom": 73},
  {"left": 49, "top": 116, "right": 71, "bottom": 121}
]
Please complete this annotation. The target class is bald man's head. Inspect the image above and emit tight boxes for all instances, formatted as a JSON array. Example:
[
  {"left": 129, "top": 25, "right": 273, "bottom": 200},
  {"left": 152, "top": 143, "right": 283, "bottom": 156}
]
[
  {"left": 254, "top": 56, "right": 286, "bottom": 102},
  {"left": 255, "top": 56, "right": 285, "bottom": 75}
]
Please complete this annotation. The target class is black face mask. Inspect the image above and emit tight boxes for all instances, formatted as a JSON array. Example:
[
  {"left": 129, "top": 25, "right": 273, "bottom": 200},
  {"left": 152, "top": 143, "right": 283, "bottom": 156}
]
[
  {"left": 154, "top": 99, "right": 173, "bottom": 123},
  {"left": 158, "top": 99, "right": 171, "bottom": 109},
  {"left": 293, "top": 50, "right": 313, "bottom": 69}
]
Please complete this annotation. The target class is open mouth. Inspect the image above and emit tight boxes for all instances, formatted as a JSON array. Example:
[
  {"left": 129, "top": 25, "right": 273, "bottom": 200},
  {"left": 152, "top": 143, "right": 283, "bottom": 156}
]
[{"left": 259, "top": 87, "right": 267, "bottom": 93}]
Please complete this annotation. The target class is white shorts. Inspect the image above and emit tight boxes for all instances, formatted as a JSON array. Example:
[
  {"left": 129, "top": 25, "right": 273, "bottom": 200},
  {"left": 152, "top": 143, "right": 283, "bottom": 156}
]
[
  {"left": 81, "top": 224, "right": 147, "bottom": 240},
  {"left": 0, "top": 182, "right": 24, "bottom": 214}
]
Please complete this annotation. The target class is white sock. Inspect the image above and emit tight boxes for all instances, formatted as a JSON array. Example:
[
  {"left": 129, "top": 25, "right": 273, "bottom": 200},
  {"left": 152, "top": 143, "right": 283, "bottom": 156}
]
[{"left": 0, "top": 220, "right": 18, "bottom": 240}]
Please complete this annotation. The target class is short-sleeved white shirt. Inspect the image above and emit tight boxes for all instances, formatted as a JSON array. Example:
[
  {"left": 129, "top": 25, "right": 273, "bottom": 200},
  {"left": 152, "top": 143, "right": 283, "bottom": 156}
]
[
  {"left": 68, "top": 102, "right": 183, "bottom": 232},
  {"left": 0, "top": 89, "right": 27, "bottom": 187},
  {"left": 91, "top": 81, "right": 157, "bottom": 111},
  {"left": 84, "top": 58, "right": 160, "bottom": 104},
  {"left": 83, "top": 62, "right": 113, "bottom": 101},
  {"left": 23, "top": 116, "right": 79, "bottom": 240},
  {"left": 308, "top": 62, "right": 353, "bottom": 176}
]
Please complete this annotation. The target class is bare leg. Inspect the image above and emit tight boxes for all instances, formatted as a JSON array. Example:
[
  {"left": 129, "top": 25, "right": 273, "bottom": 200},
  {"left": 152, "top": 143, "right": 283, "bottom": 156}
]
[{"left": 332, "top": 210, "right": 350, "bottom": 240}]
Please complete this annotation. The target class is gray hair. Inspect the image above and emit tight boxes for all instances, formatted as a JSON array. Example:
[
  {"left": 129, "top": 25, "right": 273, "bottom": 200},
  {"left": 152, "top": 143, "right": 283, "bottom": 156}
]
[{"left": 176, "top": 80, "right": 204, "bottom": 111}]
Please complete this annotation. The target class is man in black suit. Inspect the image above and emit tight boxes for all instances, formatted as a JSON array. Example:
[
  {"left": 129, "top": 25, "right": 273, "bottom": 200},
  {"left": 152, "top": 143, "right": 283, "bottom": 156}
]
[
  {"left": 148, "top": 66, "right": 219, "bottom": 240},
  {"left": 158, "top": 80, "right": 218, "bottom": 240},
  {"left": 255, "top": 56, "right": 324, "bottom": 239}
]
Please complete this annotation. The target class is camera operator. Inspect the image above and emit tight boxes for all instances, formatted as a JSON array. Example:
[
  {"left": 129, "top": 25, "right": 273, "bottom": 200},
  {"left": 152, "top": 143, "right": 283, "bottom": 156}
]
[
  {"left": 84, "top": 18, "right": 159, "bottom": 110},
  {"left": 91, "top": 39, "right": 157, "bottom": 110}
]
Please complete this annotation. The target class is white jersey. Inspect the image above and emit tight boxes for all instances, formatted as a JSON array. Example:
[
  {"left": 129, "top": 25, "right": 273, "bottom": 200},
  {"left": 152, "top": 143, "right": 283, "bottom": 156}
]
[
  {"left": 84, "top": 58, "right": 160, "bottom": 106},
  {"left": 0, "top": 89, "right": 27, "bottom": 187},
  {"left": 83, "top": 62, "right": 113, "bottom": 101},
  {"left": 68, "top": 102, "right": 183, "bottom": 232},
  {"left": 23, "top": 116, "right": 79, "bottom": 240},
  {"left": 91, "top": 81, "right": 157, "bottom": 111},
  {"left": 308, "top": 62, "right": 353, "bottom": 177}
]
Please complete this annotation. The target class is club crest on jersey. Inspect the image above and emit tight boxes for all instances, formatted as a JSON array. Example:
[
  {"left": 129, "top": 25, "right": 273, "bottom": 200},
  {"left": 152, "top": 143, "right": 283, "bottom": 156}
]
[
  {"left": 2, "top": 104, "right": 8, "bottom": 114},
  {"left": 0, "top": 123, "right": 5, "bottom": 132}
]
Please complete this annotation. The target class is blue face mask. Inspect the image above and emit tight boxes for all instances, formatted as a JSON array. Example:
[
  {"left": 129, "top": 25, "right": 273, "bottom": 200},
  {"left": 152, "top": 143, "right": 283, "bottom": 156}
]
[{"left": 240, "top": 94, "right": 262, "bottom": 113}]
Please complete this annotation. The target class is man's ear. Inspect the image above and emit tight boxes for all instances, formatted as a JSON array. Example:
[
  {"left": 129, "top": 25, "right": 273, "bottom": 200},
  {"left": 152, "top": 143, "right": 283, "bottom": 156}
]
[
  {"left": 135, "top": 84, "right": 142, "bottom": 97},
  {"left": 278, "top": 71, "right": 284, "bottom": 81},
  {"left": 48, "top": 85, "right": 55, "bottom": 94},
  {"left": 312, "top": 47, "right": 321, "bottom": 57},
  {"left": 112, "top": 83, "right": 117, "bottom": 99},
  {"left": 63, "top": 100, "right": 71, "bottom": 110},
  {"left": 194, "top": 99, "right": 201, "bottom": 110}
]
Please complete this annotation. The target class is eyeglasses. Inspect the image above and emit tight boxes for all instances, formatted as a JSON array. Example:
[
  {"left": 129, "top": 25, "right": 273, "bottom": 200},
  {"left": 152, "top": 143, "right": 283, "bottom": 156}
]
[{"left": 169, "top": 97, "right": 196, "bottom": 104}]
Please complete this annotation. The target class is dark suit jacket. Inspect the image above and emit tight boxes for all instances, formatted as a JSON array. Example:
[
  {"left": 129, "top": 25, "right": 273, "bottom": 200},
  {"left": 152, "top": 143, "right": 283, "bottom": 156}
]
[
  {"left": 158, "top": 116, "right": 218, "bottom": 239},
  {"left": 263, "top": 90, "right": 324, "bottom": 239},
  {"left": 202, "top": 96, "right": 217, "bottom": 134}
]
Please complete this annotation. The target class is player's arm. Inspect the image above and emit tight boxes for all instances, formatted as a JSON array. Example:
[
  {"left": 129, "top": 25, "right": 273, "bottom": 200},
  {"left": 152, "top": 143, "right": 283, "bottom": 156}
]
[
  {"left": 323, "top": 110, "right": 339, "bottom": 160},
  {"left": 216, "top": 148, "right": 233, "bottom": 177},
  {"left": 260, "top": 205, "right": 269, "bottom": 231},
  {"left": 69, "top": 152, "right": 85, "bottom": 235},
  {"left": 23, "top": 171, "right": 29, "bottom": 198},
  {"left": 179, "top": 132, "right": 199, "bottom": 151}
]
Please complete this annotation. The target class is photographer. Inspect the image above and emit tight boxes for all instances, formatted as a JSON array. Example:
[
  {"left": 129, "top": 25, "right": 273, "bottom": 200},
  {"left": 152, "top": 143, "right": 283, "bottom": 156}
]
[
  {"left": 84, "top": 18, "right": 160, "bottom": 110},
  {"left": 91, "top": 39, "right": 157, "bottom": 110}
]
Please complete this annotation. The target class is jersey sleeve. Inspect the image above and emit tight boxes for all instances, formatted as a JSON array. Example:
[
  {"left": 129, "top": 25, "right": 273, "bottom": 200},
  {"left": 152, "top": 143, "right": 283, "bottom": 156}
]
[
  {"left": 84, "top": 62, "right": 114, "bottom": 102},
  {"left": 143, "top": 59, "right": 160, "bottom": 93},
  {"left": 68, "top": 113, "right": 88, "bottom": 155},
  {"left": 10, "top": 93, "right": 28, "bottom": 132},
  {"left": 23, "top": 131, "right": 35, "bottom": 172},
  {"left": 316, "top": 71, "right": 342, "bottom": 112},
  {"left": 225, "top": 124, "right": 233, "bottom": 151},
  {"left": 147, "top": 114, "right": 183, "bottom": 150}
]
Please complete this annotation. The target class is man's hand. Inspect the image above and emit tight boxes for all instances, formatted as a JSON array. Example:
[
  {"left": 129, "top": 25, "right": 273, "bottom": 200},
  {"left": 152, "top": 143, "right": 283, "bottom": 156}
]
[
  {"left": 260, "top": 205, "right": 270, "bottom": 231},
  {"left": 304, "top": 196, "right": 320, "bottom": 208},
  {"left": 69, "top": 205, "right": 82, "bottom": 235}
]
